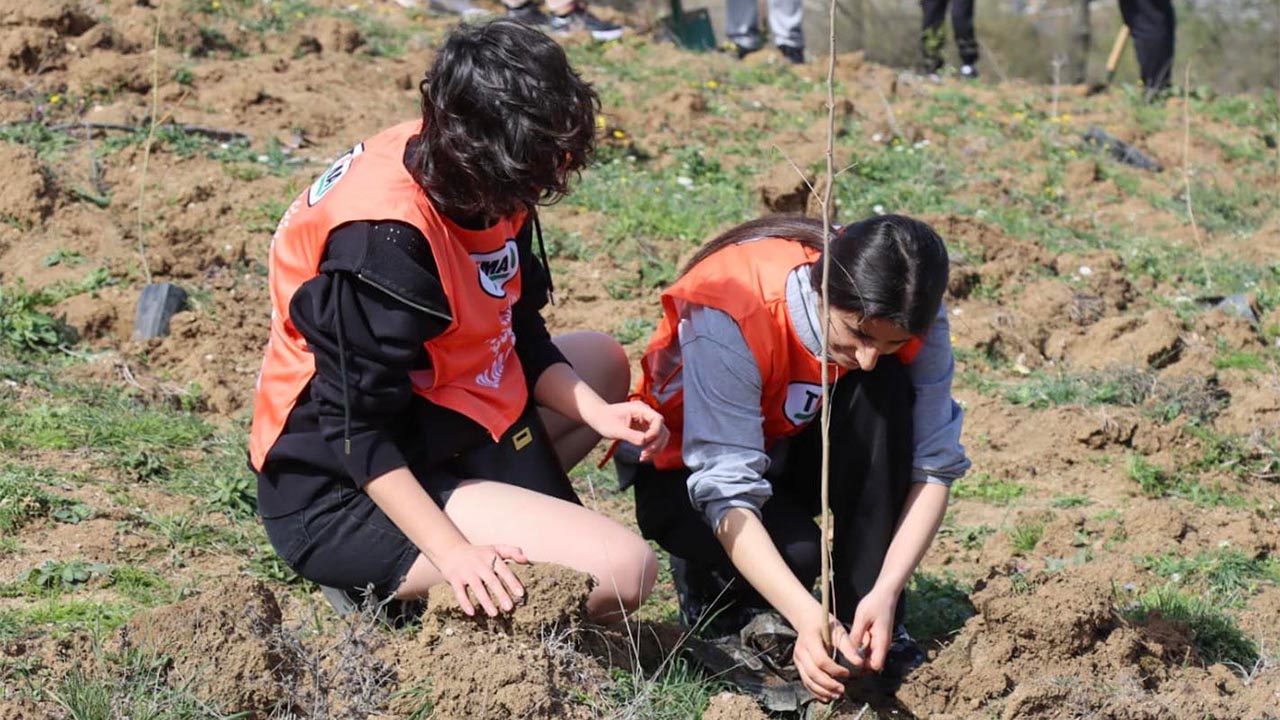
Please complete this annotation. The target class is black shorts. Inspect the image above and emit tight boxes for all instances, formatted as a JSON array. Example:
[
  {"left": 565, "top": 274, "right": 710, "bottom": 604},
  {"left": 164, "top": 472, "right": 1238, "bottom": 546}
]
[{"left": 261, "top": 403, "right": 579, "bottom": 598}]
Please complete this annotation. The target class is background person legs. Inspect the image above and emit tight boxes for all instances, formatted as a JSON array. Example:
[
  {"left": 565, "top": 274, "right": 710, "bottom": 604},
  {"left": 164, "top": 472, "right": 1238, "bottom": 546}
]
[
  {"left": 1118, "top": 0, "right": 1176, "bottom": 92},
  {"left": 950, "top": 0, "right": 979, "bottom": 75},
  {"left": 920, "top": 0, "right": 950, "bottom": 75}
]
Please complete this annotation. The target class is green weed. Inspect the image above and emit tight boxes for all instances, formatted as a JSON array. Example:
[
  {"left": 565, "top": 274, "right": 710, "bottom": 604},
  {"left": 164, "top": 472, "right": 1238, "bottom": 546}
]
[
  {"left": 0, "top": 387, "right": 211, "bottom": 456},
  {"left": 1128, "top": 454, "right": 1175, "bottom": 498},
  {"left": 1009, "top": 521, "right": 1045, "bottom": 554},
  {"left": 951, "top": 472, "right": 1025, "bottom": 505},
  {"left": 601, "top": 654, "right": 723, "bottom": 719},
  {"left": 0, "top": 465, "right": 86, "bottom": 533},
  {"left": 1050, "top": 494, "right": 1092, "bottom": 509},
  {"left": 47, "top": 645, "right": 240, "bottom": 720},
  {"left": 1141, "top": 548, "right": 1280, "bottom": 604},
  {"left": 1122, "top": 585, "right": 1259, "bottom": 670},
  {"left": 0, "top": 283, "right": 72, "bottom": 355},
  {"left": 904, "top": 572, "right": 975, "bottom": 646},
  {"left": 614, "top": 317, "right": 656, "bottom": 346}
]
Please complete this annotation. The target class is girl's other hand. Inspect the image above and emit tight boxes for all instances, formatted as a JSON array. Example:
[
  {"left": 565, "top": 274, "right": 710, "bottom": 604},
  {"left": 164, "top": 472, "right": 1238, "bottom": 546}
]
[
  {"left": 846, "top": 585, "right": 897, "bottom": 672},
  {"left": 585, "top": 401, "right": 669, "bottom": 461},
  {"left": 435, "top": 542, "right": 528, "bottom": 617}
]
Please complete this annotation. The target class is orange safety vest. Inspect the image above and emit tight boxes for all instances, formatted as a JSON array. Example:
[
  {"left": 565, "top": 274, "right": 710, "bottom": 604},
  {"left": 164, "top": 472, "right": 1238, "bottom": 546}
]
[
  {"left": 634, "top": 237, "right": 923, "bottom": 471},
  {"left": 248, "top": 121, "right": 528, "bottom": 471}
]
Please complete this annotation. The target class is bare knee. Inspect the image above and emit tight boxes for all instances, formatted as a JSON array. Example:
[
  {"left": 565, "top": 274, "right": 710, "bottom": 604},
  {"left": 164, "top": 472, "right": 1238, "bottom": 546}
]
[
  {"left": 587, "top": 538, "right": 658, "bottom": 623},
  {"left": 583, "top": 331, "right": 631, "bottom": 403}
]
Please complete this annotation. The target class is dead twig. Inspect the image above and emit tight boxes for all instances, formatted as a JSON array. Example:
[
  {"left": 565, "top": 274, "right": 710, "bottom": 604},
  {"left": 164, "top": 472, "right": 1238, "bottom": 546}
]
[
  {"left": 818, "top": 0, "right": 838, "bottom": 650},
  {"left": 1181, "top": 62, "right": 1211, "bottom": 290},
  {"left": 135, "top": 15, "right": 161, "bottom": 284}
]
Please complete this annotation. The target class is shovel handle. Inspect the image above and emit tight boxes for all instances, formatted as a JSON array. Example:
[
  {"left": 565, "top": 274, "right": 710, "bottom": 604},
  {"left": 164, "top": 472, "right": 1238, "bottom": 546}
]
[{"left": 1105, "top": 25, "right": 1130, "bottom": 78}]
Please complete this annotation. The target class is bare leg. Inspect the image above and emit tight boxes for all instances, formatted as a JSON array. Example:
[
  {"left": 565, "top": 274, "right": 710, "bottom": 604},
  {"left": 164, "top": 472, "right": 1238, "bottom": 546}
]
[
  {"left": 540, "top": 331, "right": 631, "bottom": 470},
  {"left": 394, "top": 480, "right": 657, "bottom": 624}
]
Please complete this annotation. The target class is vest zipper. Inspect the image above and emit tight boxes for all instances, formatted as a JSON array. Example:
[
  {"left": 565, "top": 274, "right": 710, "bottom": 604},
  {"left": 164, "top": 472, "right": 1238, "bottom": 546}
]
[{"left": 354, "top": 273, "right": 454, "bottom": 324}]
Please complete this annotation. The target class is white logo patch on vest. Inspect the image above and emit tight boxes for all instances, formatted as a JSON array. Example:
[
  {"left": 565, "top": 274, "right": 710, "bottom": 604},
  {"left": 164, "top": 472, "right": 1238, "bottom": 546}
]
[
  {"left": 472, "top": 240, "right": 519, "bottom": 299},
  {"left": 784, "top": 382, "right": 824, "bottom": 426},
  {"left": 307, "top": 143, "right": 364, "bottom": 206}
]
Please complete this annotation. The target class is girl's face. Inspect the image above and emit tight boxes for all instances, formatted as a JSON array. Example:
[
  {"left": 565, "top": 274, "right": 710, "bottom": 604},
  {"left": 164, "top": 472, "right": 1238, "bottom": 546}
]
[{"left": 824, "top": 309, "right": 913, "bottom": 371}]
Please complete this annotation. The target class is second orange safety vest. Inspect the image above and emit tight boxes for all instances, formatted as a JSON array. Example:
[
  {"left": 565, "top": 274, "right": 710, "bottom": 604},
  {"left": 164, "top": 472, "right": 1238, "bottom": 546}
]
[{"left": 634, "top": 237, "right": 922, "bottom": 470}]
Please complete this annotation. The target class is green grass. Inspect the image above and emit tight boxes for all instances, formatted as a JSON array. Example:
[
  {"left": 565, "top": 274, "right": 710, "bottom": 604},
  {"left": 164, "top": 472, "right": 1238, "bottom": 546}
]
[
  {"left": 0, "top": 465, "right": 88, "bottom": 533},
  {"left": 1140, "top": 549, "right": 1280, "bottom": 605},
  {"left": 1009, "top": 521, "right": 1045, "bottom": 555},
  {"left": 0, "top": 282, "right": 73, "bottom": 355},
  {"left": 0, "top": 388, "right": 211, "bottom": 456},
  {"left": 1121, "top": 585, "right": 1259, "bottom": 671},
  {"left": 567, "top": 146, "right": 755, "bottom": 290},
  {"left": 904, "top": 572, "right": 975, "bottom": 646},
  {"left": 599, "top": 654, "right": 724, "bottom": 719},
  {"left": 1049, "top": 494, "right": 1092, "bottom": 509},
  {"left": 0, "top": 599, "right": 135, "bottom": 640},
  {"left": 45, "top": 646, "right": 241, "bottom": 720},
  {"left": 951, "top": 472, "right": 1025, "bottom": 505}
]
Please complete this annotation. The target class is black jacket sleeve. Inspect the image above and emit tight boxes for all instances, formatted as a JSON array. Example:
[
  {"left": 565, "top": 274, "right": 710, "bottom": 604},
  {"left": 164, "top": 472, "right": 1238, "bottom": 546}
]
[
  {"left": 289, "top": 221, "right": 452, "bottom": 487},
  {"left": 511, "top": 215, "right": 569, "bottom": 389}
]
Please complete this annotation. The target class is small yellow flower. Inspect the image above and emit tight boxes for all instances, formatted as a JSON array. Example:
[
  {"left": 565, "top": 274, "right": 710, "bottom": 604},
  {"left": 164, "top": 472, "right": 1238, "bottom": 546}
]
[
  {"left": 1013, "top": 111, "right": 1025, "bottom": 121},
  {"left": 704, "top": 80, "right": 719, "bottom": 90},
  {"left": 211, "top": 0, "right": 221, "bottom": 9},
  {"left": 595, "top": 115, "right": 607, "bottom": 129},
  {"left": 48, "top": 94, "right": 61, "bottom": 105},
  {"left": 1060, "top": 114, "right": 1072, "bottom": 123},
  {"left": 612, "top": 129, "right": 625, "bottom": 139},
  {"left": 974, "top": 110, "right": 984, "bottom": 119}
]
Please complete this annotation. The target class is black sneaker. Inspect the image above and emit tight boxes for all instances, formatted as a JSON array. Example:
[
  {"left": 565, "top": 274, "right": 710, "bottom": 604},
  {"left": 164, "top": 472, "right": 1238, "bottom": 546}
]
[
  {"left": 876, "top": 624, "right": 927, "bottom": 692},
  {"left": 670, "top": 555, "right": 750, "bottom": 638},
  {"left": 778, "top": 44, "right": 804, "bottom": 65},
  {"left": 507, "top": 3, "right": 551, "bottom": 27},
  {"left": 549, "top": 6, "right": 624, "bottom": 41}
]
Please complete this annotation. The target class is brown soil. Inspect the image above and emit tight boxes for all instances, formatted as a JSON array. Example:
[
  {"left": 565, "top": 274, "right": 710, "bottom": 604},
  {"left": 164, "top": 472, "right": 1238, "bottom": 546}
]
[
  {"left": 1, "top": 0, "right": 1278, "bottom": 718},
  {"left": 119, "top": 578, "right": 296, "bottom": 716},
  {"left": 703, "top": 692, "right": 770, "bottom": 720}
]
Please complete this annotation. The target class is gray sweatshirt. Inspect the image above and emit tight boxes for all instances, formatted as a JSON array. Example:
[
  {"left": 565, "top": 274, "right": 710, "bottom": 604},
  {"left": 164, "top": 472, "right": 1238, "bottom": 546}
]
[{"left": 620, "top": 265, "right": 970, "bottom": 529}]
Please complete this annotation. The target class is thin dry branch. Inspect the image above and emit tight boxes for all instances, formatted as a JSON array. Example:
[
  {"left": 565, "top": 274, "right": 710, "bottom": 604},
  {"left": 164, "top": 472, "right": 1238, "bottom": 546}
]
[
  {"left": 1181, "top": 62, "right": 1211, "bottom": 290},
  {"left": 134, "top": 15, "right": 161, "bottom": 284},
  {"left": 818, "top": 0, "right": 838, "bottom": 650}
]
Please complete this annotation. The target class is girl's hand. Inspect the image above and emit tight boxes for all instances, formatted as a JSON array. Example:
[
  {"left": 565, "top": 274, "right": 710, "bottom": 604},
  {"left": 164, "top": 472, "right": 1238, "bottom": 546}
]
[
  {"left": 793, "top": 611, "right": 861, "bottom": 703},
  {"left": 584, "top": 400, "right": 669, "bottom": 462},
  {"left": 846, "top": 585, "right": 898, "bottom": 672},
  {"left": 435, "top": 542, "right": 529, "bottom": 617}
]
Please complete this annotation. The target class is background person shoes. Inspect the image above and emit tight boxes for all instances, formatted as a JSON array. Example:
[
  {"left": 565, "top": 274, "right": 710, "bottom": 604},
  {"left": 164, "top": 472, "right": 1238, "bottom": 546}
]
[
  {"left": 549, "top": 5, "right": 625, "bottom": 41},
  {"left": 507, "top": 3, "right": 551, "bottom": 26}
]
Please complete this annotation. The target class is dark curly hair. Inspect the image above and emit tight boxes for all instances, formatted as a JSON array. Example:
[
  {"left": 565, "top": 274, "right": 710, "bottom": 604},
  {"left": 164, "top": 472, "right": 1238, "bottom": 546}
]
[{"left": 408, "top": 20, "right": 600, "bottom": 220}]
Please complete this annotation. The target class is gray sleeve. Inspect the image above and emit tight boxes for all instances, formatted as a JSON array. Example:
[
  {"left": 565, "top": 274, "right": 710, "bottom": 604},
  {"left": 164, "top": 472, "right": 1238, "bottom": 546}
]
[
  {"left": 679, "top": 305, "right": 774, "bottom": 529},
  {"left": 908, "top": 303, "right": 971, "bottom": 486}
]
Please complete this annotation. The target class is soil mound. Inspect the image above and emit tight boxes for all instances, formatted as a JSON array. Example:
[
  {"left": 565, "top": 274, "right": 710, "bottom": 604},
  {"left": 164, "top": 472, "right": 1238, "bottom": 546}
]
[
  {"left": 0, "top": 144, "right": 54, "bottom": 227},
  {"left": 387, "top": 563, "right": 603, "bottom": 720},
  {"left": 420, "top": 561, "right": 594, "bottom": 640},
  {"left": 118, "top": 578, "right": 295, "bottom": 716},
  {"left": 897, "top": 561, "right": 1274, "bottom": 719}
]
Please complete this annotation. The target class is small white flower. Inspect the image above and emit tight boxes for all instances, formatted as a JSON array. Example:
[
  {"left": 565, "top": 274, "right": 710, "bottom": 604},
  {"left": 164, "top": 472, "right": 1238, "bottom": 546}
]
[
  {"left": 675, "top": 176, "right": 694, "bottom": 188},
  {"left": 872, "top": 133, "right": 883, "bottom": 143},
  {"left": 872, "top": 204, "right": 885, "bottom": 214},
  {"left": 256, "top": 154, "right": 270, "bottom": 163},
  {"left": 952, "top": 307, "right": 964, "bottom": 316},
  {"left": 1078, "top": 265, "right": 1093, "bottom": 277},
  {"left": 1170, "top": 572, "right": 1182, "bottom": 583},
  {"left": 894, "top": 145, "right": 905, "bottom": 152},
  {"left": 1218, "top": 539, "right": 1232, "bottom": 548}
]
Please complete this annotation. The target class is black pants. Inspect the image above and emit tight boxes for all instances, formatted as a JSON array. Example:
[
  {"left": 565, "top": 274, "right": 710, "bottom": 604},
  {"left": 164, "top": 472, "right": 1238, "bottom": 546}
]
[
  {"left": 921, "top": 0, "right": 978, "bottom": 72},
  {"left": 633, "top": 358, "right": 914, "bottom": 623},
  {"left": 1119, "top": 0, "right": 1176, "bottom": 91}
]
